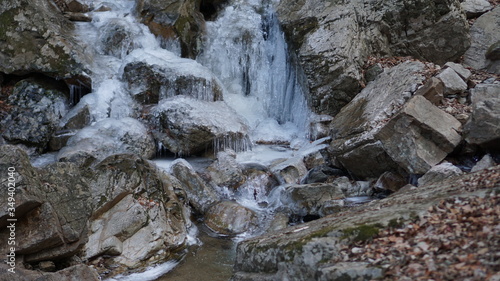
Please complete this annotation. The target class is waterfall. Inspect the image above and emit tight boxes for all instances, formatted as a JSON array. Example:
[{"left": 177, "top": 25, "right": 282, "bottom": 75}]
[{"left": 197, "top": 0, "right": 310, "bottom": 143}]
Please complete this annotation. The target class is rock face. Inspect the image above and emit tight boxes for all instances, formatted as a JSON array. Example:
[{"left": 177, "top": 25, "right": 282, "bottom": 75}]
[
  {"left": 123, "top": 58, "right": 224, "bottom": 104},
  {"left": 464, "top": 7, "right": 500, "bottom": 74},
  {"left": 276, "top": 0, "right": 470, "bottom": 115},
  {"left": 57, "top": 118, "right": 156, "bottom": 165},
  {"left": 1, "top": 78, "right": 69, "bottom": 151},
  {"left": 231, "top": 165, "right": 500, "bottom": 281},
  {"left": 283, "top": 183, "right": 345, "bottom": 218},
  {"left": 0, "top": 0, "right": 89, "bottom": 79},
  {"left": 134, "top": 0, "right": 204, "bottom": 58},
  {"left": 148, "top": 96, "right": 250, "bottom": 155},
  {"left": 204, "top": 201, "right": 257, "bottom": 235}
]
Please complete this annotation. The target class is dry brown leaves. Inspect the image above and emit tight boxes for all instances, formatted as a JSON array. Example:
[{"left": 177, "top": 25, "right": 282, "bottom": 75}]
[{"left": 341, "top": 193, "right": 500, "bottom": 280}]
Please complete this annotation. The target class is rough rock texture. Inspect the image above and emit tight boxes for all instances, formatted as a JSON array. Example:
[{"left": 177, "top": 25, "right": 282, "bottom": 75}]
[
  {"left": 329, "top": 62, "right": 426, "bottom": 178},
  {"left": 270, "top": 157, "right": 308, "bottom": 185},
  {"left": 57, "top": 118, "right": 156, "bottom": 165},
  {"left": 461, "top": 0, "right": 492, "bottom": 18},
  {"left": 1, "top": 78, "right": 69, "bottom": 151},
  {"left": 205, "top": 201, "right": 257, "bottom": 235},
  {"left": 471, "top": 154, "right": 496, "bottom": 172},
  {"left": 415, "top": 77, "right": 444, "bottom": 105},
  {"left": 134, "top": 0, "right": 204, "bottom": 58},
  {"left": 97, "top": 19, "right": 136, "bottom": 58},
  {"left": 377, "top": 95, "right": 462, "bottom": 174},
  {"left": 148, "top": 96, "right": 250, "bottom": 155},
  {"left": 206, "top": 150, "right": 244, "bottom": 189},
  {"left": 231, "top": 165, "right": 500, "bottom": 281},
  {"left": 283, "top": 183, "right": 345, "bottom": 218},
  {"left": 123, "top": 60, "right": 223, "bottom": 104},
  {"left": 373, "top": 171, "right": 407, "bottom": 193},
  {"left": 417, "top": 162, "right": 463, "bottom": 186},
  {"left": 464, "top": 98, "right": 500, "bottom": 150},
  {"left": 464, "top": 7, "right": 500, "bottom": 74},
  {"left": 470, "top": 83, "right": 500, "bottom": 104},
  {"left": 0, "top": 264, "right": 100, "bottom": 281},
  {"left": 276, "top": 0, "right": 470, "bottom": 115},
  {"left": 0, "top": 0, "right": 90, "bottom": 79},
  {"left": 436, "top": 67, "right": 468, "bottom": 96},
  {"left": 170, "top": 159, "right": 220, "bottom": 214}
]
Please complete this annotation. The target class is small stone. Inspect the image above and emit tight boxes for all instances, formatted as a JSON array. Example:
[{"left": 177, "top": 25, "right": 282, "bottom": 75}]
[
  {"left": 444, "top": 62, "right": 472, "bottom": 81},
  {"left": 39, "top": 261, "right": 56, "bottom": 272},
  {"left": 437, "top": 68, "right": 468, "bottom": 96},
  {"left": 415, "top": 77, "right": 444, "bottom": 105},
  {"left": 351, "top": 247, "right": 364, "bottom": 254},
  {"left": 417, "top": 162, "right": 463, "bottom": 186},
  {"left": 471, "top": 154, "right": 496, "bottom": 172},
  {"left": 461, "top": 0, "right": 492, "bottom": 18}
]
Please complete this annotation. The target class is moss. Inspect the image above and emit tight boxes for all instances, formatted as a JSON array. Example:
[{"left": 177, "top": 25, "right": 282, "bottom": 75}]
[
  {"left": 341, "top": 223, "right": 383, "bottom": 242},
  {"left": 388, "top": 217, "right": 405, "bottom": 229}
]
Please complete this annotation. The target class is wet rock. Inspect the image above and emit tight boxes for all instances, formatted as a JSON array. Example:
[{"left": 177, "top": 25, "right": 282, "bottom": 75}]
[
  {"left": 415, "top": 77, "right": 445, "bottom": 105},
  {"left": 134, "top": 0, "right": 204, "bottom": 58},
  {"left": 98, "top": 19, "right": 136, "bottom": 58},
  {"left": 374, "top": 171, "right": 407, "bottom": 193},
  {"left": 205, "top": 201, "right": 257, "bottom": 235},
  {"left": 276, "top": 0, "right": 469, "bottom": 116},
  {"left": 1, "top": 79, "right": 69, "bottom": 151},
  {"left": 471, "top": 154, "right": 496, "bottom": 172},
  {"left": 283, "top": 183, "right": 345, "bottom": 218},
  {"left": 240, "top": 163, "right": 279, "bottom": 198},
  {"left": 301, "top": 165, "right": 346, "bottom": 184},
  {"left": 317, "top": 262, "right": 383, "bottom": 281},
  {"left": 377, "top": 95, "right": 462, "bottom": 174},
  {"left": 171, "top": 159, "right": 220, "bottom": 214},
  {"left": 206, "top": 150, "right": 244, "bottom": 189},
  {"left": 123, "top": 54, "right": 224, "bottom": 104},
  {"left": 417, "top": 162, "right": 463, "bottom": 186},
  {"left": 270, "top": 157, "right": 308, "bottom": 185},
  {"left": 309, "top": 115, "right": 333, "bottom": 140},
  {"left": 461, "top": 0, "right": 492, "bottom": 18},
  {"left": 464, "top": 7, "right": 500, "bottom": 74},
  {"left": 436, "top": 67, "right": 468, "bottom": 96},
  {"left": 0, "top": 0, "right": 90, "bottom": 79},
  {"left": 267, "top": 212, "right": 289, "bottom": 233},
  {"left": 149, "top": 96, "right": 250, "bottom": 155},
  {"left": 329, "top": 61, "right": 426, "bottom": 178},
  {"left": 49, "top": 104, "right": 91, "bottom": 151},
  {"left": 464, "top": 98, "right": 500, "bottom": 150},
  {"left": 295, "top": 137, "right": 330, "bottom": 170},
  {"left": 57, "top": 118, "right": 155, "bottom": 165}
]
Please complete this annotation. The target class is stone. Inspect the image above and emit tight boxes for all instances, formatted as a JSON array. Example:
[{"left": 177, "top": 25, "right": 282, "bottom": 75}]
[
  {"left": 436, "top": 68, "right": 468, "bottom": 96},
  {"left": 270, "top": 157, "right": 308, "bottom": 185},
  {"left": 1, "top": 79, "right": 69, "bottom": 151},
  {"left": 49, "top": 104, "right": 91, "bottom": 151},
  {"left": 317, "top": 262, "right": 384, "bottom": 281},
  {"left": 170, "top": 159, "right": 220, "bottom": 214},
  {"left": 39, "top": 261, "right": 56, "bottom": 272},
  {"left": 123, "top": 57, "right": 223, "bottom": 104},
  {"left": 57, "top": 118, "right": 156, "bottom": 165},
  {"left": 417, "top": 162, "right": 463, "bottom": 186},
  {"left": 204, "top": 201, "right": 257, "bottom": 235},
  {"left": 267, "top": 212, "right": 289, "bottom": 233},
  {"left": 276, "top": 0, "right": 469, "bottom": 116},
  {"left": 97, "top": 19, "right": 136, "bottom": 58},
  {"left": 444, "top": 62, "right": 472, "bottom": 81},
  {"left": 329, "top": 62, "right": 427, "bottom": 178},
  {"left": 301, "top": 165, "right": 346, "bottom": 184},
  {"left": 0, "top": 0, "right": 90, "bottom": 79},
  {"left": 283, "top": 183, "right": 345, "bottom": 218},
  {"left": 238, "top": 163, "right": 279, "bottom": 201},
  {"left": 471, "top": 154, "right": 496, "bottom": 172},
  {"left": 374, "top": 171, "right": 407, "bottom": 193},
  {"left": 470, "top": 83, "right": 500, "bottom": 104},
  {"left": 206, "top": 150, "right": 244, "bottom": 189},
  {"left": 461, "top": 0, "right": 492, "bottom": 18},
  {"left": 231, "top": 166, "right": 500, "bottom": 280},
  {"left": 486, "top": 41, "right": 500, "bottom": 60},
  {"left": 464, "top": 7, "right": 500, "bottom": 74},
  {"left": 148, "top": 96, "right": 250, "bottom": 155},
  {"left": 0, "top": 264, "right": 100, "bottom": 281},
  {"left": 134, "top": 0, "right": 204, "bottom": 58},
  {"left": 377, "top": 95, "right": 462, "bottom": 174},
  {"left": 415, "top": 77, "right": 445, "bottom": 105},
  {"left": 464, "top": 98, "right": 500, "bottom": 150},
  {"left": 309, "top": 114, "right": 333, "bottom": 140}
]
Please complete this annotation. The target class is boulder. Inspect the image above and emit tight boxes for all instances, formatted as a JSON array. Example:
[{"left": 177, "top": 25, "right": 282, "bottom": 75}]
[
  {"left": 49, "top": 104, "right": 91, "bottom": 151},
  {"left": 444, "top": 62, "right": 472, "bottom": 81},
  {"left": 417, "top": 162, "right": 462, "bottom": 186},
  {"left": 170, "top": 159, "right": 220, "bottom": 214},
  {"left": 122, "top": 53, "right": 224, "bottom": 104},
  {"left": 377, "top": 95, "right": 462, "bottom": 174},
  {"left": 301, "top": 165, "right": 346, "bottom": 184},
  {"left": 204, "top": 201, "right": 257, "bottom": 235},
  {"left": 206, "top": 150, "right": 244, "bottom": 189},
  {"left": 134, "top": 0, "right": 204, "bottom": 58},
  {"left": 238, "top": 163, "right": 280, "bottom": 202},
  {"left": 329, "top": 61, "right": 426, "bottom": 178},
  {"left": 415, "top": 77, "right": 445, "bottom": 105},
  {"left": 283, "top": 182, "right": 345, "bottom": 218},
  {"left": 0, "top": 0, "right": 90, "bottom": 79},
  {"left": 148, "top": 96, "right": 250, "bottom": 155},
  {"left": 464, "top": 98, "right": 500, "bottom": 150},
  {"left": 464, "top": 7, "right": 500, "bottom": 74},
  {"left": 436, "top": 67, "right": 468, "bottom": 96},
  {"left": 276, "top": 0, "right": 469, "bottom": 115},
  {"left": 57, "top": 118, "right": 155, "bottom": 165},
  {"left": 471, "top": 154, "right": 496, "bottom": 172},
  {"left": 470, "top": 83, "right": 500, "bottom": 104},
  {"left": 461, "top": 0, "right": 492, "bottom": 18},
  {"left": 0, "top": 264, "right": 99, "bottom": 281},
  {"left": 317, "top": 262, "right": 383, "bottom": 281},
  {"left": 373, "top": 171, "right": 407, "bottom": 193},
  {"left": 270, "top": 157, "right": 308, "bottom": 185},
  {"left": 97, "top": 19, "right": 136, "bottom": 58},
  {"left": 1, "top": 79, "right": 69, "bottom": 151}
]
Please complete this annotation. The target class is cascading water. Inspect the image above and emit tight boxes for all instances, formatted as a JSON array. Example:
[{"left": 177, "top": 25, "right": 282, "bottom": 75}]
[{"left": 197, "top": 0, "right": 310, "bottom": 143}]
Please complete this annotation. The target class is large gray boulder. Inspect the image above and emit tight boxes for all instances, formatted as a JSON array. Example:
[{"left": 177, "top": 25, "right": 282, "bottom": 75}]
[
  {"left": 461, "top": 0, "right": 492, "bottom": 18},
  {"left": 148, "top": 96, "right": 250, "bottom": 155},
  {"left": 204, "top": 201, "right": 257, "bottom": 235},
  {"left": 282, "top": 183, "right": 346, "bottom": 218},
  {"left": 464, "top": 7, "right": 500, "bottom": 74},
  {"left": 1, "top": 79, "right": 69, "bottom": 151},
  {"left": 276, "top": 0, "right": 470, "bottom": 116},
  {"left": 464, "top": 98, "right": 500, "bottom": 150},
  {"left": 206, "top": 150, "right": 245, "bottom": 189},
  {"left": 122, "top": 55, "right": 224, "bottom": 104},
  {"left": 57, "top": 117, "right": 156, "bottom": 165},
  {"left": 0, "top": 0, "right": 90, "bottom": 79}
]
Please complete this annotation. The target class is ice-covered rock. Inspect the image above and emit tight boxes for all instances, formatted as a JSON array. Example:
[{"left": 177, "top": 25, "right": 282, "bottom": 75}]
[
  {"left": 204, "top": 201, "right": 257, "bottom": 235},
  {"left": 148, "top": 96, "right": 250, "bottom": 155}
]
